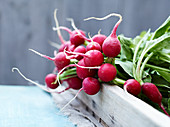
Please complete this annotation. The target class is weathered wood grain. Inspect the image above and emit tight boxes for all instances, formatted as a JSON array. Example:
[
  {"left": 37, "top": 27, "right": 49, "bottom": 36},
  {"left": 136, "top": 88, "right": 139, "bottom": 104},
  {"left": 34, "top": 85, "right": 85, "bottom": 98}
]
[
  {"left": 77, "top": 84, "right": 170, "bottom": 127},
  {"left": 52, "top": 89, "right": 104, "bottom": 127}
]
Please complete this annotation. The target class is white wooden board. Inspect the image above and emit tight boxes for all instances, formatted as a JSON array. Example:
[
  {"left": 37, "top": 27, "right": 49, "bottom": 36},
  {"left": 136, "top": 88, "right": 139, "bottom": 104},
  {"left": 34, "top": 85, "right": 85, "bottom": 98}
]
[
  {"left": 76, "top": 84, "right": 170, "bottom": 127},
  {"left": 52, "top": 83, "right": 170, "bottom": 127},
  {"left": 52, "top": 90, "right": 105, "bottom": 127}
]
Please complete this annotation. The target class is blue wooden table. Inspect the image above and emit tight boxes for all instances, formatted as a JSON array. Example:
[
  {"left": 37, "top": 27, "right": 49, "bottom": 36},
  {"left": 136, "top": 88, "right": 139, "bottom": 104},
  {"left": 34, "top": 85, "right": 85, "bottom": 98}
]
[{"left": 0, "top": 85, "right": 75, "bottom": 127}]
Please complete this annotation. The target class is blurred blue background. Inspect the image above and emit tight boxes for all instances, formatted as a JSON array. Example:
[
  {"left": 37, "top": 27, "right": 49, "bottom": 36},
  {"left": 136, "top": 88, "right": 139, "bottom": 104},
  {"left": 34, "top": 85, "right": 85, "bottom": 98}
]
[{"left": 0, "top": 0, "right": 170, "bottom": 85}]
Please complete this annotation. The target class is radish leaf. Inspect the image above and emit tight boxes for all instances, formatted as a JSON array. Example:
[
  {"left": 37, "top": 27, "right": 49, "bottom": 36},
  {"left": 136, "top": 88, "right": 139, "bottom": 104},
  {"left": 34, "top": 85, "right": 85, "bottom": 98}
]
[{"left": 118, "top": 35, "right": 133, "bottom": 60}]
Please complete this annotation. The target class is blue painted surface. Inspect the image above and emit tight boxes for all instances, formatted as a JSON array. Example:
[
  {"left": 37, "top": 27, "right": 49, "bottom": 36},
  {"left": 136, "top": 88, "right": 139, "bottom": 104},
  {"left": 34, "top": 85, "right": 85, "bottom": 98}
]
[{"left": 0, "top": 85, "right": 75, "bottom": 127}]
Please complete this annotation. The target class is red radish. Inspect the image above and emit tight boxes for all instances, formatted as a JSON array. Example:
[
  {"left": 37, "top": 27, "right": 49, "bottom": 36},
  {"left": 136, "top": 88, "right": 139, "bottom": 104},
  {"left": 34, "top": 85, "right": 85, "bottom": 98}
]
[
  {"left": 59, "top": 41, "right": 76, "bottom": 52},
  {"left": 142, "top": 83, "right": 162, "bottom": 104},
  {"left": 12, "top": 68, "right": 62, "bottom": 93},
  {"left": 12, "top": 67, "right": 79, "bottom": 94},
  {"left": 85, "top": 33, "right": 101, "bottom": 51},
  {"left": 65, "top": 49, "right": 104, "bottom": 67},
  {"left": 66, "top": 76, "right": 82, "bottom": 90},
  {"left": 53, "top": 18, "right": 106, "bottom": 48},
  {"left": 56, "top": 76, "right": 83, "bottom": 93},
  {"left": 76, "top": 59, "right": 97, "bottom": 79},
  {"left": 98, "top": 63, "right": 117, "bottom": 82},
  {"left": 70, "top": 30, "right": 86, "bottom": 46},
  {"left": 29, "top": 49, "right": 70, "bottom": 70},
  {"left": 53, "top": 18, "right": 89, "bottom": 46},
  {"left": 83, "top": 50, "right": 104, "bottom": 66},
  {"left": 53, "top": 52, "right": 70, "bottom": 70},
  {"left": 76, "top": 63, "right": 117, "bottom": 82},
  {"left": 84, "top": 13, "right": 122, "bottom": 57},
  {"left": 74, "top": 46, "right": 86, "bottom": 54},
  {"left": 142, "top": 83, "right": 170, "bottom": 116},
  {"left": 102, "top": 36, "right": 121, "bottom": 57},
  {"left": 82, "top": 77, "right": 101, "bottom": 95},
  {"left": 92, "top": 34, "right": 107, "bottom": 47},
  {"left": 123, "top": 79, "right": 141, "bottom": 96},
  {"left": 86, "top": 41, "right": 101, "bottom": 51},
  {"left": 45, "top": 73, "right": 59, "bottom": 89},
  {"left": 57, "top": 59, "right": 97, "bottom": 80},
  {"left": 53, "top": 26, "right": 87, "bottom": 46},
  {"left": 67, "top": 77, "right": 100, "bottom": 95},
  {"left": 73, "top": 45, "right": 87, "bottom": 60},
  {"left": 67, "top": 18, "right": 87, "bottom": 46},
  {"left": 59, "top": 42, "right": 68, "bottom": 52},
  {"left": 60, "top": 77, "right": 100, "bottom": 111}
]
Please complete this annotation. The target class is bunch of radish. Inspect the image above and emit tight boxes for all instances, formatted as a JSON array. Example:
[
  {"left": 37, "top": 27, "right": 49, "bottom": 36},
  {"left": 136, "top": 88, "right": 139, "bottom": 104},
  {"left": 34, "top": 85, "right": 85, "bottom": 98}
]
[{"left": 12, "top": 9, "right": 170, "bottom": 116}]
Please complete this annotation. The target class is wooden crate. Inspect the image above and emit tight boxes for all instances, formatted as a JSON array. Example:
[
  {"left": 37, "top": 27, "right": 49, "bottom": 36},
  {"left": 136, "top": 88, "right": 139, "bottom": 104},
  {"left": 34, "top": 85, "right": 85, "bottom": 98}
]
[
  {"left": 52, "top": 83, "right": 170, "bottom": 127},
  {"left": 75, "top": 84, "right": 170, "bottom": 127}
]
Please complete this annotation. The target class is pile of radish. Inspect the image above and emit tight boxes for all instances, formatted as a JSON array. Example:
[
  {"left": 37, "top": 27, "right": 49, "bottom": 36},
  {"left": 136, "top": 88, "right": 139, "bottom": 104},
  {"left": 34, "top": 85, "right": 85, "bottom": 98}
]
[{"left": 12, "top": 9, "right": 170, "bottom": 116}]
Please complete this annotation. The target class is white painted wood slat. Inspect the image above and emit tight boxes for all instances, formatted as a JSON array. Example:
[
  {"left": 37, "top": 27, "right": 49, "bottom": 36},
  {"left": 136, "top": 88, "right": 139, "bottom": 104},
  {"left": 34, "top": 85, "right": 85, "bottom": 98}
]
[{"left": 76, "top": 84, "right": 170, "bottom": 127}]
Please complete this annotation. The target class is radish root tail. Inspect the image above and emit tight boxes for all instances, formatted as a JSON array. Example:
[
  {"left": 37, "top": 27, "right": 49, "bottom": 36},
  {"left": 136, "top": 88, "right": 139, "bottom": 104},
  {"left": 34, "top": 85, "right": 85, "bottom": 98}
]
[
  {"left": 48, "top": 40, "right": 61, "bottom": 49},
  {"left": 59, "top": 88, "right": 83, "bottom": 112},
  {"left": 123, "top": 85, "right": 129, "bottom": 95},
  {"left": 123, "top": 85, "right": 135, "bottom": 97},
  {"left": 64, "top": 48, "right": 88, "bottom": 57},
  {"left": 12, "top": 67, "right": 63, "bottom": 93},
  {"left": 12, "top": 67, "right": 50, "bottom": 92},
  {"left": 53, "top": 9, "right": 65, "bottom": 44},
  {"left": 159, "top": 103, "right": 170, "bottom": 117},
  {"left": 98, "top": 29, "right": 101, "bottom": 35},
  {"left": 88, "top": 32, "right": 93, "bottom": 43},
  {"left": 84, "top": 13, "right": 122, "bottom": 23},
  {"left": 84, "top": 13, "right": 122, "bottom": 37},
  {"left": 75, "top": 63, "right": 100, "bottom": 69},
  {"left": 66, "top": 18, "right": 91, "bottom": 42},
  {"left": 57, "top": 67, "right": 66, "bottom": 87},
  {"left": 54, "top": 50, "right": 58, "bottom": 57},
  {"left": 53, "top": 26, "right": 72, "bottom": 35},
  {"left": 29, "top": 49, "right": 54, "bottom": 61},
  {"left": 63, "top": 48, "right": 76, "bottom": 60},
  {"left": 67, "top": 18, "right": 81, "bottom": 35}
]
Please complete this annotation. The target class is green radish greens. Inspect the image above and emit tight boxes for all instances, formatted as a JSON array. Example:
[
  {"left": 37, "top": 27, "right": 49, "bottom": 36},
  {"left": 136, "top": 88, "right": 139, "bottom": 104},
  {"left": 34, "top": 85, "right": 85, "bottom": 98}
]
[{"left": 116, "top": 16, "right": 170, "bottom": 116}]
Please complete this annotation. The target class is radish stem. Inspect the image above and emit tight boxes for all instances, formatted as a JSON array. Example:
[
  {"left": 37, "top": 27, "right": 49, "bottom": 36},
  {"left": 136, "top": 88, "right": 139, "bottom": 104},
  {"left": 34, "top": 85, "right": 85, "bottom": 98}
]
[
  {"left": 145, "top": 64, "right": 170, "bottom": 72},
  {"left": 132, "top": 29, "right": 151, "bottom": 80},
  {"left": 114, "top": 78, "right": 126, "bottom": 85},
  {"left": 56, "top": 64, "right": 77, "bottom": 85},
  {"left": 135, "top": 33, "right": 168, "bottom": 82},
  {"left": 84, "top": 41, "right": 90, "bottom": 46},
  {"left": 61, "top": 75, "right": 77, "bottom": 80},
  {"left": 139, "top": 52, "right": 154, "bottom": 80}
]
